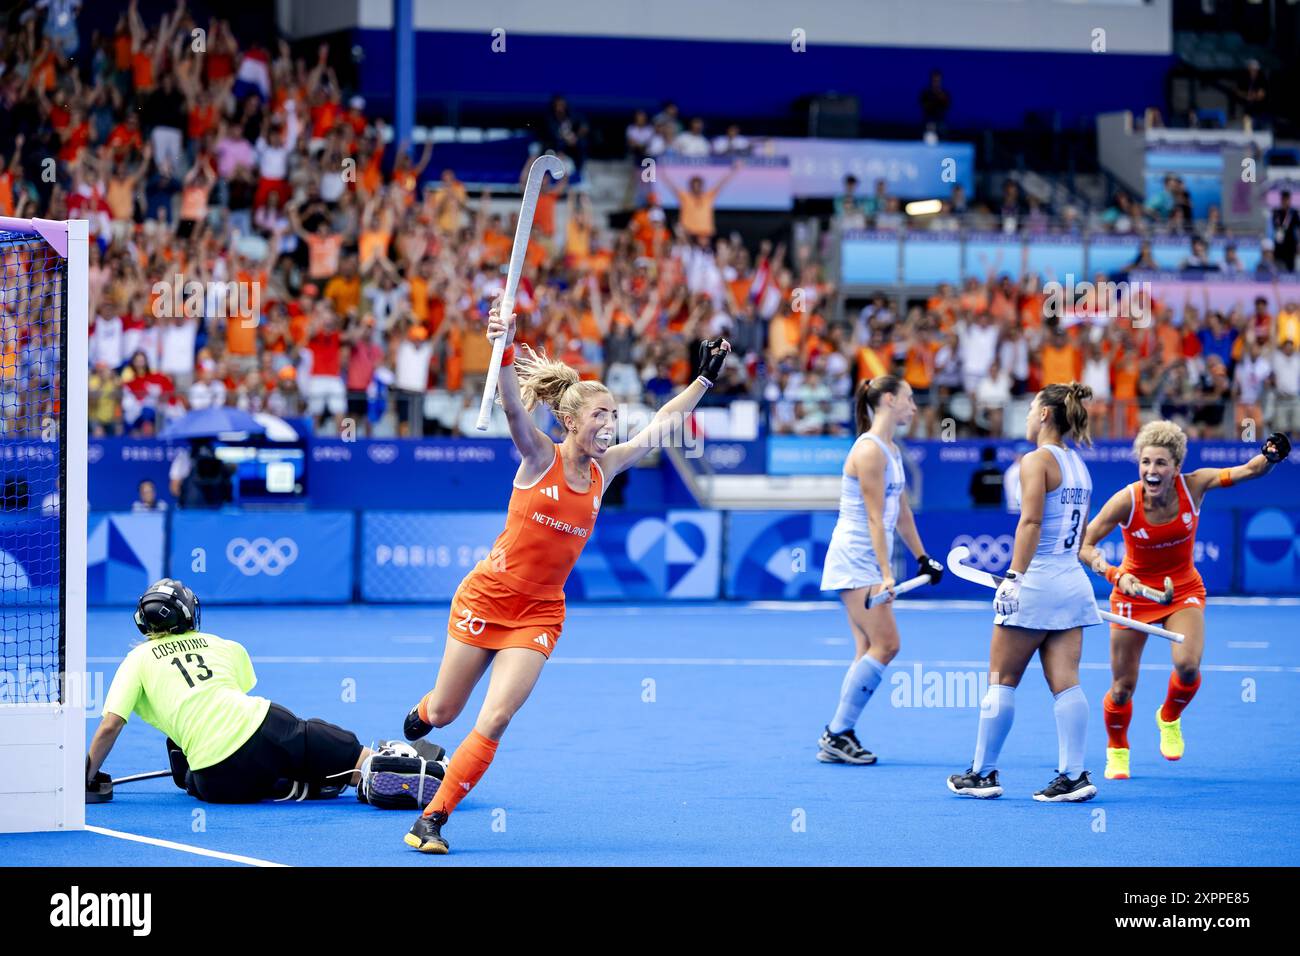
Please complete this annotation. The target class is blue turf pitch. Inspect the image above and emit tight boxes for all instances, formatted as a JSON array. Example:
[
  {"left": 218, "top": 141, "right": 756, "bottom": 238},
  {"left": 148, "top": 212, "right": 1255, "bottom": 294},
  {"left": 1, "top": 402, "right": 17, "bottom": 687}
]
[{"left": 4, "top": 600, "right": 1298, "bottom": 866}]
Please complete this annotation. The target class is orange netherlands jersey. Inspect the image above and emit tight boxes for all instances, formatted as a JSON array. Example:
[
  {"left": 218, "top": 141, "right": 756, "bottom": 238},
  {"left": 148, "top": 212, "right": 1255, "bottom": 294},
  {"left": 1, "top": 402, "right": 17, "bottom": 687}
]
[
  {"left": 461, "top": 447, "right": 605, "bottom": 622},
  {"left": 1112, "top": 474, "right": 1206, "bottom": 623}
]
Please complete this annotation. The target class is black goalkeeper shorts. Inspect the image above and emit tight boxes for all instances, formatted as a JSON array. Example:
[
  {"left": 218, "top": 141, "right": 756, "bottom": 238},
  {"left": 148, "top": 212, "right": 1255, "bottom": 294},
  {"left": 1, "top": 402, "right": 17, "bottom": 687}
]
[{"left": 189, "top": 702, "right": 363, "bottom": 804}]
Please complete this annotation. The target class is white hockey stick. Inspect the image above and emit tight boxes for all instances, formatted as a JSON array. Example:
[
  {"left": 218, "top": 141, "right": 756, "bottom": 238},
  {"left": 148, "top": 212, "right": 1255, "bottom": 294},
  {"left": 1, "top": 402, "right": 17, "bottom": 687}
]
[
  {"left": 475, "top": 154, "right": 567, "bottom": 431},
  {"left": 865, "top": 573, "right": 933, "bottom": 608},
  {"left": 945, "top": 546, "right": 1184, "bottom": 643}
]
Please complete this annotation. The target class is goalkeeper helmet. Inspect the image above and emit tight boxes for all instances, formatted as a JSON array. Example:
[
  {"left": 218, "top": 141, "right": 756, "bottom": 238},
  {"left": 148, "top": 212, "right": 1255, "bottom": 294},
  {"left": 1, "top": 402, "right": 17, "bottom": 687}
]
[{"left": 134, "top": 578, "right": 201, "bottom": 636}]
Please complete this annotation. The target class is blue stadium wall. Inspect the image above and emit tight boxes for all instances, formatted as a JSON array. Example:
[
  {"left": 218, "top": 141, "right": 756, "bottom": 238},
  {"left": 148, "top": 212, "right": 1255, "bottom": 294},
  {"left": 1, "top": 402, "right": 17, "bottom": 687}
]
[{"left": 351, "top": 31, "right": 1172, "bottom": 131}]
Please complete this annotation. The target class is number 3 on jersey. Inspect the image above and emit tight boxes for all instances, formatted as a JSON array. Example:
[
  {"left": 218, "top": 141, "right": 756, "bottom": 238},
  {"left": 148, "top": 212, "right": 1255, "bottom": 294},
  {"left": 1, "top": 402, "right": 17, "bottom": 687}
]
[{"left": 1064, "top": 508, "right": 1081, "bottom": 549}]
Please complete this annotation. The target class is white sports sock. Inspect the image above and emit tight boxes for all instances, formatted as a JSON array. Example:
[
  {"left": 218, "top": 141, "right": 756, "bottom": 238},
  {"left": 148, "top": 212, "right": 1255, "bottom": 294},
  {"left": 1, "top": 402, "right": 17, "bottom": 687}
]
[
  {"left": 972, "top": 684, "right": 1016, "bottom": 774},
  {"left": 1053, "top": 684, "right": 1088, "bottom": 777},
  {"left": 828, "top": 654, "right": 887, "bottom": 734}
]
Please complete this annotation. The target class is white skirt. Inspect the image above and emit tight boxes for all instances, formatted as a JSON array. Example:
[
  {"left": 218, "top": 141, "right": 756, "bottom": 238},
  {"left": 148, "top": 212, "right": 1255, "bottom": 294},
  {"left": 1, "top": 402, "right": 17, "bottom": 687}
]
[
  {"left": 820, "top": 528, "right": 890, "bottom": 591},
  {"left": 994, "top": 555, "right": 1103, "bottom": 631}
]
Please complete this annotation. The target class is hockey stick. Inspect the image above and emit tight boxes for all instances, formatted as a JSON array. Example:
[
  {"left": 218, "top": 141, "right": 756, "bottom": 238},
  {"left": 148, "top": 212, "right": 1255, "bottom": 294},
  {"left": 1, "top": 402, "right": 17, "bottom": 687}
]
[
  {"left": 865, "top": 573, "right": 933, "bottom": 608},
  {"left": 945, "top": 546, "right": 1184, "bottom": 643},
  {"left": 475, "top": 154, "right": 567, "bottom": 431}
]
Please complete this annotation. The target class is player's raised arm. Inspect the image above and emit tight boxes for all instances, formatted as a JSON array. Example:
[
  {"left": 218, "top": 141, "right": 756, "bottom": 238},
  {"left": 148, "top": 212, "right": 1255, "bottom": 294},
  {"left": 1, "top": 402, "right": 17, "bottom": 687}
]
[
  {"left": 1184, "top": 432, "right": 1291, "bottom": 503},
  {"left": 599, "top": 338, "right": 731, "bottom": 479},
  {"left": 486, "top": 306, "right": 554, "bottom": 473}
]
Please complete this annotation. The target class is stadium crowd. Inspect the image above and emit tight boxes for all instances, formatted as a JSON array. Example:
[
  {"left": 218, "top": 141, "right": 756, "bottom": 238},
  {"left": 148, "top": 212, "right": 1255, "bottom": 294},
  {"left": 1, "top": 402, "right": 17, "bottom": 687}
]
[{"left": 2, "top": 0, "right": 1298, "bottom": 445}]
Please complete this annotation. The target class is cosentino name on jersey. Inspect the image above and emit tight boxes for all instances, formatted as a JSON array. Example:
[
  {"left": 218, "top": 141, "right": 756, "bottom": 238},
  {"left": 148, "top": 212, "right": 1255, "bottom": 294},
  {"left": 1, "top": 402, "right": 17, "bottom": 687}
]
[
  {"left": 531, "top": 512, "right": 590, "bottom": 537},
  {"left": 150, "top": 636, "right": 210, "bottom": 660}
]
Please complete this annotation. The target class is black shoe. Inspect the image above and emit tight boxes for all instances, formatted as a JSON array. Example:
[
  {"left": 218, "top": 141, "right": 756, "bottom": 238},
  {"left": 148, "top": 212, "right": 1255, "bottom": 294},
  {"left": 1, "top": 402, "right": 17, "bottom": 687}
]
[
  {"left": 1033, "top": 770, "right": 1097, "bottom": 803},
  {"left": 947, "top": 767, "right": 1003, "bottom": 798},
  {"left": 403, "top": 702, "right": 432, "bottom": 742},
  {"left": 817, "top": 727, "right": 877, "bottom": 765},
  {"left": 403, "top": 810, "right": 449, "bottom": 853}
]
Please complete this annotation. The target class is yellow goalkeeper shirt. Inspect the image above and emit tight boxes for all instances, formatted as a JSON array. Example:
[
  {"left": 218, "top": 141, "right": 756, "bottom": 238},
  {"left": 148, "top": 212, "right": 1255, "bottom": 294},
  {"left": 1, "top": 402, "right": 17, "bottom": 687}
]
[{"left": 102, "top": 631, "right": 271, "bottom": 771}]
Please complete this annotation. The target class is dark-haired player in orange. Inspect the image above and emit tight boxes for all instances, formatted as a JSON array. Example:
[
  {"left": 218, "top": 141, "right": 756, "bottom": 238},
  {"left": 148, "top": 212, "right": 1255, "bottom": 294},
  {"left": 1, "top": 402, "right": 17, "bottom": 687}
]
[
  {"left": 400, "top": 306, "right": 731, "bottom": 853},
  {"left": 1080, "top": 421, "right": 1290, "bottom": 780}
]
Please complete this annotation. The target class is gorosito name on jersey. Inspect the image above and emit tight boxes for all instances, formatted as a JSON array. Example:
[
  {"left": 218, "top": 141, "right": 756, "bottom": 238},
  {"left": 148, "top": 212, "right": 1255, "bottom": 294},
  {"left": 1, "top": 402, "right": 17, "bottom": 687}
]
[
  {"left": 1059, "top": 486, "right": 1088, "bottom": 504},
  {"left": 531, "top": 511, "right": 590, "bottom": 537}
]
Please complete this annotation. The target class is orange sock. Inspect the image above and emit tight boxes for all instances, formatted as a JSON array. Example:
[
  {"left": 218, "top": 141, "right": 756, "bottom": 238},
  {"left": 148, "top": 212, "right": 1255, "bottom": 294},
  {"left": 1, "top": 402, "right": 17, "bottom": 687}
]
[
  {"left": 1160, "top": 671, "right": 1200, "bottom": 722},
  {"left": 1103, "top": 692, "right": 1132, "bottom": 749},
  {"left": 417, "top": 691, "right": 435, "bottom": 725},
  {"left": 425, "top": 729, "right": 498, "bottom": 817}
]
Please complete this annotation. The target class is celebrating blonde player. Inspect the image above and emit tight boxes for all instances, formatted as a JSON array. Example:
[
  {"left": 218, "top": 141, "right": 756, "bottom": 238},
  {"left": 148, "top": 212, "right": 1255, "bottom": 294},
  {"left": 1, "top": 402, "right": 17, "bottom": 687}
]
[
  {"left": 400, "top": 306, "right": 730, "bottom": 853},
  {"left": 1079, "top": 422, "right": 1290, "bottom": 780}
]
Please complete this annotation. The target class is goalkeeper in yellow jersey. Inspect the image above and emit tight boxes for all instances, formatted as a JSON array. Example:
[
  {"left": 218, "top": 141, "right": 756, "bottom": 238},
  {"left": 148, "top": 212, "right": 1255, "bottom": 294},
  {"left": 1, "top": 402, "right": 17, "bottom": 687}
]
[{"left": 86, "top": 579, "right": 443, "bottom": 807}]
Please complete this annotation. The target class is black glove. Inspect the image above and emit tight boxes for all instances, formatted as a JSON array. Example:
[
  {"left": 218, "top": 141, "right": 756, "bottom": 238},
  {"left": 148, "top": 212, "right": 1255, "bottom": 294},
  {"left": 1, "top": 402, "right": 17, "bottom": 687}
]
[
  {"left": 1263, "top": 432, "right": 1291, "bottom": 464},
  {"left": 86, "top": 770, "right": 113, "bottom": 804},
  {"left": 696, "top": 338, "right": 731, "bottom": 387},
  {"left": 917, "top": 553, "right": 944, "bottom": 585}
]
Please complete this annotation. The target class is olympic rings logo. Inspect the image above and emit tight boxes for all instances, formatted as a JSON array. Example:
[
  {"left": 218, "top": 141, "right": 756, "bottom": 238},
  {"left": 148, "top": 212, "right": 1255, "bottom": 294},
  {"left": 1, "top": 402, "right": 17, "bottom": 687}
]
[
  {"left": 706, "top": 444, "right": 746, "bottom": 468},
  {"left": 951, "top": 533, "right": 1015, "bottom": 572},
  {"left": 87, "top": 445, "right": 104, "bottom": 464},
  {"left": 367, "top": 444, "right": 399, "bottom": 464},
  {"left": 226, "top": 537, "right": 299, "bottom": 576}
]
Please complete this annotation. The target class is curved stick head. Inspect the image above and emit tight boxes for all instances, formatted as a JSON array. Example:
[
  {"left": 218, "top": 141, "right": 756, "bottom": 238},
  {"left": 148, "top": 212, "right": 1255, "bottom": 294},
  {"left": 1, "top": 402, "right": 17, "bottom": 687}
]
[
  {"left": 528, "top": 154, "right": 567, "bottom": 185},
  {"left": 945, "top": 545, "right": 972, "bottom": 575}
]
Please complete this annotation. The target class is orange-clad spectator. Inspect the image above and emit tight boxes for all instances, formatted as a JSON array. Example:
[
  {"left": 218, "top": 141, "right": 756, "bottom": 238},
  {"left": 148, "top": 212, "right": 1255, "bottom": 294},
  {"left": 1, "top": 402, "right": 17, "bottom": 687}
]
[
  {"left": 343, "top": 96, "right": 369, "bottom": 137},
  {"left": 105, "top": 115, "right": 145, "bottom": 161},
  {"left": 324, "top": 255, "right": 362, "bottom": 316},
  {"left": 1039, "top": 327, "right": 1081, "bottom": 385},
  {"left": 58, "top": 113, "right": 92, "bottom": 165},
  {"left": 187, "top": 91, "right": 219, "bottom": 142},
  {"left": 431, "top": 170, "right": 467, "bottom": 234},
  {"left": 1155, "top": 317, "right": 1181, "bottom": 365},
  {"left": 359, "top": 143, "right": 385, "bottom": 197},
  {"left": 768, "top": 309, "right": 802, "bottom": 364},
  {"left": 628, "top": 193, "right": 669, "bottom": 258},
  {"left": 663, "top": 163, "right": 741, "bottom": 240},
  {"left": 114, "top": 21, "right": 133, "bottom": 72},
  {"left": 1111, "top": 341, "right": 1141, "bottom": 435},
  {"left": 1278, "top": 301, "right": 1300, "bottom": 347},
  {"left": 958, "top": 276, "right": 989, "bottom": 315},
  {"left": 392, "top": 140, "right": 433, "bottom": 206},
  {"left": 132, "top": 48, "right": 155, "bottom": 92},
  {"left": 358, "top": 199, "right": 394, "bottom": 269},
  {"left": 290, "top": 203, "right": 344, "bottom": 280},
  {"left": 480, "top": 215, "right": 513, "bottom": 267},
  {"left": 855, "top": 339, "right": 891, "bottom": 382},
  {"left": 927, "top": 283, "right": 959, "bottom": 330},
  {"left": 30, "top": 43, "right": 58, "bottom": 93},
  {"left": 442, "top": 319, "right": 467, "bottom": 391},
  {"left": 408, "top": 260, "right": 433, "bottom": 323},
  {"left": 177, "top": 157, "right": 216, "bottom": 240}
]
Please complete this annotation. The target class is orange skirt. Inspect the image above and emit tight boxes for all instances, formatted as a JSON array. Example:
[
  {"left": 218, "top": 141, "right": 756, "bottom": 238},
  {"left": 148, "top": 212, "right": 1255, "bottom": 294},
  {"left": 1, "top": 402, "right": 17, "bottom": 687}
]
[
  {"left": 446, "top": 571, "right": 564, "bottom": 659},
  {"left": 1108, "top": 571, "right": 1206, "bottom": 631}
]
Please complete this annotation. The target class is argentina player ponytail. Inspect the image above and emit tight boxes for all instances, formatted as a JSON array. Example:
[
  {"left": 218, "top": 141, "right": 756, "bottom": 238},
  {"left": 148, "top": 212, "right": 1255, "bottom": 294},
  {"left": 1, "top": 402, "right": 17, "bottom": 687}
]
[
  {"left": 855, "top": 374, "right": 904, "bottom": 435},
  {"left": 1037, "top": 381, "right": 1094, "bottom": 447}
]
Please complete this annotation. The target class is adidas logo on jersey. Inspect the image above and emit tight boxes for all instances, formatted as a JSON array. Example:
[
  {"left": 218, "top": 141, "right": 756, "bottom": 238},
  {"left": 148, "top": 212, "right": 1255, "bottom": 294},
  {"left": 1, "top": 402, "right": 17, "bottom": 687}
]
[
  {"left": 1182, "top": 512, "right": 1193, "bottom": 525},
  {"left": 540, "top": 485, "right": 559, "bottom": 501},
  {"left": 1132, "top": 528, "right": 1150, "bottom": 539},
  {"left": 534, "top": 632, "right": 551, "bottom": 648},
  {"left": 1184, "top": 596, "right": 1201, "bottom": 606}
]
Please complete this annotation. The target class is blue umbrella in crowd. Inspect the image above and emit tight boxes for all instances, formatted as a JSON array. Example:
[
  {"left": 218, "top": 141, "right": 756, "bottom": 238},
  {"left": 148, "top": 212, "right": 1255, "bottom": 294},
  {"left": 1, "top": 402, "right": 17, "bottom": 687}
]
[{"left": 159, "top": 407, "right": 267, "bottom": 442}]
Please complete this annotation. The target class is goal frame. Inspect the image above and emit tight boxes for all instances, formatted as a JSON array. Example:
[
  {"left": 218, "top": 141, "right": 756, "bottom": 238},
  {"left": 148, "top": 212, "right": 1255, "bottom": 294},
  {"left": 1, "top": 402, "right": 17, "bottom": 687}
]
[{"left": 0, "top": 217, "right": 88, "bottom": 833}]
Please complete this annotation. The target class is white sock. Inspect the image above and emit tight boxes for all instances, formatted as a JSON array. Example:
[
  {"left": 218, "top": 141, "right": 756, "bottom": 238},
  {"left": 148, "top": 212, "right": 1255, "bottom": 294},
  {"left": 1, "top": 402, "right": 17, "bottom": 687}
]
[
  {"left": 972, "top": 684, "right": 1016, "bottom": 774},
  {"left": 828, "top": 654, "right": 887, "bottom": 734},
  {"left": 1053, "top": 684, "right": 1088, "bottom": 777}
]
